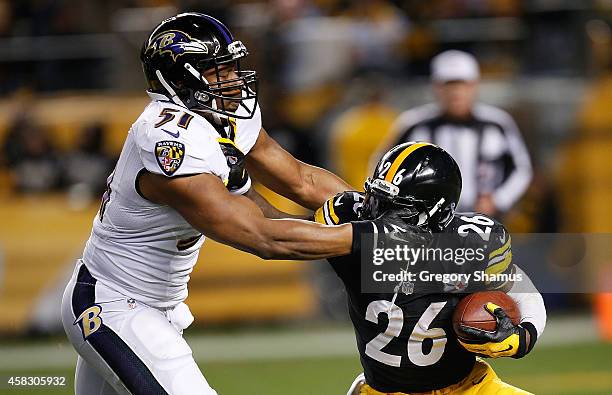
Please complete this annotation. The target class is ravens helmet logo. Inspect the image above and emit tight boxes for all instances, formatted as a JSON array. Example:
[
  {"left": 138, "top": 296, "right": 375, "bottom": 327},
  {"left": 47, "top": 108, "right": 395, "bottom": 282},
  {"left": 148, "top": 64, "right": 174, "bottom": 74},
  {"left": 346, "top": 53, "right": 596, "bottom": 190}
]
[{"left": 146, "top": 30, "right": 213, "bottom": 61}]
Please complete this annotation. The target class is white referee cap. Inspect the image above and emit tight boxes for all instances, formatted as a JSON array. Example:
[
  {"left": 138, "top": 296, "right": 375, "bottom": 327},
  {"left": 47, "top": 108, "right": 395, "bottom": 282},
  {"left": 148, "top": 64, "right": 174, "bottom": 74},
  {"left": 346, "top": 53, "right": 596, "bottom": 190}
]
[{"left": 431, "top": 50, "right": 480, "bottom": 82}]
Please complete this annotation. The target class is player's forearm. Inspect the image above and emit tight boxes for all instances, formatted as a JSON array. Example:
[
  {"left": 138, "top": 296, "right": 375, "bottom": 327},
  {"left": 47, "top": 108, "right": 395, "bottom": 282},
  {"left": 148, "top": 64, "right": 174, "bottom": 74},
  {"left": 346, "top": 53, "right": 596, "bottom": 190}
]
[
  {"left": 246, "top": 128, "right": 351, "bottom": 210},
  {"left": 293, "top": 162, "right": 352, "bottom": 210},
  {"left": 243, "top": 188, "right": 306, "bottom": 220},
  {"left": 508, "top": 266, "right": 546, "bottom": 354},
  {"left": 507, "top": 267, "right": 546, "bottom": 335},
  {"left": 184, "top": 192, "right": 352, "bottom": 260},
  {"left": 255, "top": 219, "right": 353, "bottom": 260},
  {"left": 143, "top": 170, "right": 352, "bottom": 260},
  {"left": 185, "top": 204, "right": 352, "bottom": 260}
]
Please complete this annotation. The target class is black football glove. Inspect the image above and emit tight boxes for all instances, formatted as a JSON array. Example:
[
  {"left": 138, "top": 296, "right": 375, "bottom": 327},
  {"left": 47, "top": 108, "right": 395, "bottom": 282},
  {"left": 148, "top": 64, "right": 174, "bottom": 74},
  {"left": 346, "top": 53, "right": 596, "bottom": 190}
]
[
  {"left": 218, "top": 140, "right": 249, "bottom": 193},
  {"left": 314, "top": 191, "right": 365, "bottom": 225},
  {"left": 458, "top": 303, "right": 536, "bottom": 359}
]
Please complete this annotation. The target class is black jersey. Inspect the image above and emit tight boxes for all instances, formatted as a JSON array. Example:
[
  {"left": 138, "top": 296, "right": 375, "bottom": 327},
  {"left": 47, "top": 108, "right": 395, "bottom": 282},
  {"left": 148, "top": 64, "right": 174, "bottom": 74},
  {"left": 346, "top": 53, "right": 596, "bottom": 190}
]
[{"left": 329, "top": 212, "right": 513, "bottom": 393}]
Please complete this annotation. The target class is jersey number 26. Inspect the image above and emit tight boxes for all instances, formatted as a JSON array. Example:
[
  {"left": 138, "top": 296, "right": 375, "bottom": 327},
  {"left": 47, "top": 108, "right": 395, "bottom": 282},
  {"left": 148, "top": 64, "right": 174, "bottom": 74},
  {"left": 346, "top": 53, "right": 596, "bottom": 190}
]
[{"left": 365, "top": 300, "right": 448, "bottom": 367}]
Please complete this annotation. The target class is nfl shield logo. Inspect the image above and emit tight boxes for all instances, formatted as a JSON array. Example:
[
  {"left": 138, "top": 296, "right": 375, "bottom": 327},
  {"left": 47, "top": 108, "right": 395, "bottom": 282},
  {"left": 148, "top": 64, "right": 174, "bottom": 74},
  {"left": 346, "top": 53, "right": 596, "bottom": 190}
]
[{"left": 155, "top": 141, "right": 185, "bottom": 176}]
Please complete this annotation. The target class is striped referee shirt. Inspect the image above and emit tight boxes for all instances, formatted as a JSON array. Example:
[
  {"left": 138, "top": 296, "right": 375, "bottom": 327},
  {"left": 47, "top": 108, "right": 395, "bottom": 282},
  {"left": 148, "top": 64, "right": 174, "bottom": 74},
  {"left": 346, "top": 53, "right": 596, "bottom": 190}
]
[{"left": 380, "top": 102, "right": 532, "bottom": 212}]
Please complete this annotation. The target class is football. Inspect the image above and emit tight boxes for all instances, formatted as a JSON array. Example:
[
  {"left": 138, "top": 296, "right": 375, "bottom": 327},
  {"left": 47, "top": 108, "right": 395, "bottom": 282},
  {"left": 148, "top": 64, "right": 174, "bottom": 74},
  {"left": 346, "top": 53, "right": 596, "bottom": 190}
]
[{"left": 452, "top": 291, "right": 520, "bottom": 340}]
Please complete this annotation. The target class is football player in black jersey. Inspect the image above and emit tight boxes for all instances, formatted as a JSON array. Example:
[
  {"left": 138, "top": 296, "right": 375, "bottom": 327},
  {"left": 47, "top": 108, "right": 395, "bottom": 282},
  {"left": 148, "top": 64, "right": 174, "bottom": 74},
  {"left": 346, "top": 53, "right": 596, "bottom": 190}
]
[{"left": 314, "top": 142, "right": 546, "bottom": 395}]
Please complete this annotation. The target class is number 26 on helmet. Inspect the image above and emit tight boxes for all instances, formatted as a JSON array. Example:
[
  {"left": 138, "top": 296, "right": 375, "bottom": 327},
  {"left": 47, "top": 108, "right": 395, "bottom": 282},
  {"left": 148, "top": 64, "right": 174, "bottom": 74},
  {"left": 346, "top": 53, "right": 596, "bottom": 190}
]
[{"left": 360, "top": 142, "right": 462, "bottom": 233}]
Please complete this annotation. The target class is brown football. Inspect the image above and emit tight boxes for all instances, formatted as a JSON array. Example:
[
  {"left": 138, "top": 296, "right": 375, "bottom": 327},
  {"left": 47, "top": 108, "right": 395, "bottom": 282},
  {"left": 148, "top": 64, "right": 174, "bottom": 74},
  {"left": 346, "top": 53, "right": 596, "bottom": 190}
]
[{"left": 452, "top": 291, "right": 520, "bottom": 341}]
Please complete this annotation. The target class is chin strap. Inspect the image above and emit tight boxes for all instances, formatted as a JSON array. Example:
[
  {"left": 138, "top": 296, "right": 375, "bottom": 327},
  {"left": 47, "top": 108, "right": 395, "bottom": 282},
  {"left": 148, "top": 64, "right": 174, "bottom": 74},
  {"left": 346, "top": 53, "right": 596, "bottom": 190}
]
[{"left": 155, "top": 70, "right": 186, "bottom": 107}]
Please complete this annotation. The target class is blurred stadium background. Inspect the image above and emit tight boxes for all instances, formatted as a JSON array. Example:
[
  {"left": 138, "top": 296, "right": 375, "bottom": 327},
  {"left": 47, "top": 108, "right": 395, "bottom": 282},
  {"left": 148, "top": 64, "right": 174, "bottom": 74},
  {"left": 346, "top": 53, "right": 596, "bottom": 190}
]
[{"left": 0, "top": 0, "right": 611, "bottom": 394}]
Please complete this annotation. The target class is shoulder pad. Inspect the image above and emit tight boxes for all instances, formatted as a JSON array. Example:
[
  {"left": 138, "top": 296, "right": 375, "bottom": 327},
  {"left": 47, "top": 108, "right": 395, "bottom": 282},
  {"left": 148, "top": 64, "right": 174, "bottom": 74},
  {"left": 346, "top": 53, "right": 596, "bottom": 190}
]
[
  {"left": 133, "top": 107, "right": 229, "bottom": 179},
  {"left": 446, "top": 212, "right": 512, "bottom": 275}
]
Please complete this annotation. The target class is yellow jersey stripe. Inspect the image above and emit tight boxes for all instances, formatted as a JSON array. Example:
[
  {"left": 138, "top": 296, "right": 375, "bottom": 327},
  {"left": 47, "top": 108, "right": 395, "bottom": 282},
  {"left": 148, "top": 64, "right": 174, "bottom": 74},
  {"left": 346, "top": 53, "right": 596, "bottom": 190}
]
[
  {"left": 314, "top": 207, "right": 327, "bottom": 224},
  {"left": 384, "top": 142, "right": 431, "bottom": 183},
  {"left": 489, "top": 236, "right": 511, "bottom": 259},
  {"left": 327, "top": 199, "right": 339, "bottom": 224},
  {"left": 217, "top": 137, "right": 237, "bottom": 147},
  {"left": 486, "top": 251, "right": 512, "bottom": 275}
]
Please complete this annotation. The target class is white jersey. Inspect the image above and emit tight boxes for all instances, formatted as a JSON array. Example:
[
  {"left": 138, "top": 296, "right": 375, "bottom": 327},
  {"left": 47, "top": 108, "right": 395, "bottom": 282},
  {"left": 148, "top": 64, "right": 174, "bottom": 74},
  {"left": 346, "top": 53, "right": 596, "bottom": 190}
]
[{"left": 82, "top": 94, "right": 261, "bottom": 307}]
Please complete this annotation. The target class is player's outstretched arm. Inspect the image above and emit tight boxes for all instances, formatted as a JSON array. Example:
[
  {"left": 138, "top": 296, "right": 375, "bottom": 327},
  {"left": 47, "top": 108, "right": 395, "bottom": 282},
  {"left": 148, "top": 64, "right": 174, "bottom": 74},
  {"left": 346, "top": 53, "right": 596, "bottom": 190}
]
[
  {"left": 243, "top": 188, "right": 307, "bottom": 220},
  {"left": 139, "top": 171, "right": 353, "bottom": 260},
  {"left": 246, "top": 127, "right": 353, "bottom": 210}
]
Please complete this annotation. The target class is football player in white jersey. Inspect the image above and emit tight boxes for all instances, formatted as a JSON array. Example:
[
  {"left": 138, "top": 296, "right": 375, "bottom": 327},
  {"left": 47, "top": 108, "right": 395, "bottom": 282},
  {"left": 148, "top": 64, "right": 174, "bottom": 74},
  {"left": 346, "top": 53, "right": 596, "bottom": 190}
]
[{"left": 60, "top": 12, "right": 407, "bottom": 395}]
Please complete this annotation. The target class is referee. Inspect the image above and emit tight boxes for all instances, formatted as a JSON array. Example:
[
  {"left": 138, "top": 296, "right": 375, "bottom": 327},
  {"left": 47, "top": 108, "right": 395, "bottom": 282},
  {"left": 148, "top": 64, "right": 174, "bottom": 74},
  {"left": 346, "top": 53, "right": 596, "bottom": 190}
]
[{"left": 380, "top": 50, "right": 532, "bottom": 216}]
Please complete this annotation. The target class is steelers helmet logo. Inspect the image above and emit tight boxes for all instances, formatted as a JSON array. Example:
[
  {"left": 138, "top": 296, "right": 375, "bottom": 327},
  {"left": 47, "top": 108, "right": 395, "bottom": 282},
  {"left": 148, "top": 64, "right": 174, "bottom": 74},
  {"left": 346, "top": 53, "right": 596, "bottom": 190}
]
[{"left": 155, "top": 141, "right": 185, "bottom": 176}]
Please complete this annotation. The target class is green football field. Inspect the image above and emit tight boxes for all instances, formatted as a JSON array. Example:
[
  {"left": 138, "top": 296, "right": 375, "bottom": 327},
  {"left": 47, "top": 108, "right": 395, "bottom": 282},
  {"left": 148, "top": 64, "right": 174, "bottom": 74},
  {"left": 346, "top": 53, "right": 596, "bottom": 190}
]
[
  {"left": 1, "top": 341, "right": 612, "bottom": 395},
  {"left": 200, "top": 342, "right": 612, "bottom": 394}
]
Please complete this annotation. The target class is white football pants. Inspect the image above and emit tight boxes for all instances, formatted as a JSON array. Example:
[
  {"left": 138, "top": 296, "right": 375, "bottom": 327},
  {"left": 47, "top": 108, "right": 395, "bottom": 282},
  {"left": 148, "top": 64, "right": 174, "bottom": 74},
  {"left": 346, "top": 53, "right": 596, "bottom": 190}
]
[{"left": 61, "top": 260, "right": 217, "bottom": 395}]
